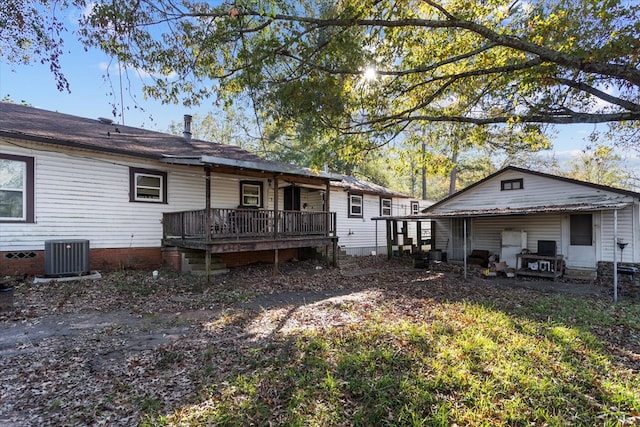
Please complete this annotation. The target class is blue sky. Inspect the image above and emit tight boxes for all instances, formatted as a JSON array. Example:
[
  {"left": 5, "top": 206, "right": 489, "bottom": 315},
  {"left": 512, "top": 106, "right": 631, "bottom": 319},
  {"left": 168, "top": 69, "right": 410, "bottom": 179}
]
[
  {"left": 0, "top": 41, "right": 192, "bottom": 132},
  {"left": 0, "top": 11, "right": 635, "bottom": 172}
]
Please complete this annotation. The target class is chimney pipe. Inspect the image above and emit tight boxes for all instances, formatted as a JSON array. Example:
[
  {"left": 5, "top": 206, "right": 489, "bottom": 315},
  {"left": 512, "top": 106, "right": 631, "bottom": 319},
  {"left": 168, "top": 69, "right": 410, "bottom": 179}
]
[{"left": 183, "top": 114, "right": 192, "bottom": 140}]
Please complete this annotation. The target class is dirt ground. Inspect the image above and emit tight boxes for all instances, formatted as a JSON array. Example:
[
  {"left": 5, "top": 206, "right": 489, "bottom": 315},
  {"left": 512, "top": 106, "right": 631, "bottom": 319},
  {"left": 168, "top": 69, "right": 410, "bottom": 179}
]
[{"left": 0, "top": 257, "right": 635, "bottom": 426}]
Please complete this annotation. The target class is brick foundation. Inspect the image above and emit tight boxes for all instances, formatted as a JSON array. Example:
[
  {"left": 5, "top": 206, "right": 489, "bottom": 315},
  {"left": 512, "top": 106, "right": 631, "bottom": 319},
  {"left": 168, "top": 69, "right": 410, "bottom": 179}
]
[
  {"left": 597, "top": 261, "right": 640, "bottom": 298},
  {"left": 3, "top": 246, "right": 330, "bottom": 277},
  {"left": 0, "top": 247, "right": 163, "bottom": 277}
]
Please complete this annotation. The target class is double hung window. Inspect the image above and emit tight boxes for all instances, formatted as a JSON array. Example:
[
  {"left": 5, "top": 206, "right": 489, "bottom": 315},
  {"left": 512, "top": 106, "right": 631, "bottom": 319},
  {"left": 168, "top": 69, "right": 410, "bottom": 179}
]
[
  {"left": 0, "top": 154, "right": 34, "bottom": 222},
  {"left": 130, "top": 168, "right": 167, "bottom": 203},
  {"left": 349, "top": 194, "right": 363, "bottom": 218},
  {"left": 241, "top": 181, "right": 263, "bottom": 207},
  {"left": 380, "top": 198, "right": 392, "bottom": 216}
]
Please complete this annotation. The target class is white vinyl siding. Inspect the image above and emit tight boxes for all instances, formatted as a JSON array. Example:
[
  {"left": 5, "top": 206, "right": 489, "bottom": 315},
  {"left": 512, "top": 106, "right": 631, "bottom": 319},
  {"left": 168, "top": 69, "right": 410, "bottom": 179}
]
[
  {"left": 0, "top": 140, "right": 263, "bottom": 251},
  {"left": 601, "top": 206, "right": 636, "bottom": 263},
  {"left": 435, "top": 170, "right": 633, "bottom": 213},
  {"left": 334, "top": 190, "right": 414, "bottom": 255}
]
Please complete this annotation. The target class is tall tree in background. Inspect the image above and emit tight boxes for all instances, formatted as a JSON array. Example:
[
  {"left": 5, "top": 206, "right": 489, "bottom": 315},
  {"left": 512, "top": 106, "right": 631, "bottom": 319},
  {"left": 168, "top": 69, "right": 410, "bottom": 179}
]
[{"left": 565, "top": 143, "right": 632, "bottom": 189}]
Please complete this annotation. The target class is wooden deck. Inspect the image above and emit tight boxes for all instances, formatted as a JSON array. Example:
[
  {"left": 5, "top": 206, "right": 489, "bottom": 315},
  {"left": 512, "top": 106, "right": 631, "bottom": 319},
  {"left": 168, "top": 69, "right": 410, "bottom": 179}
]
[{"left": 162, "top": 208, "right": 337, "bottom": 252}]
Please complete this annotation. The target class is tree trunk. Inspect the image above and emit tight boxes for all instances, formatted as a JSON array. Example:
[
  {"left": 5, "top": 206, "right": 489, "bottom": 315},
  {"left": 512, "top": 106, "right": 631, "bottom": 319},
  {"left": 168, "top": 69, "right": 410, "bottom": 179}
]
[{"left": 449, "top": 147, "right": 458, "bottom": 195}]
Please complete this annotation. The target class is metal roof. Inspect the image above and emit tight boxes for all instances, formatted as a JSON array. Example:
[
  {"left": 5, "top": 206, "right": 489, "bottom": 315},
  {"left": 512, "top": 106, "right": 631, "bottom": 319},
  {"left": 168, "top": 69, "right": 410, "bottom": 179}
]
[
  {"left": 331, "top": 175, "right": 411, "bottom": 197},
  {"left": 160, "top": 154, "right": 341, "bottom": 180},
  {"left": 373, "top": 200, "right": 632, "bottom": 221}
]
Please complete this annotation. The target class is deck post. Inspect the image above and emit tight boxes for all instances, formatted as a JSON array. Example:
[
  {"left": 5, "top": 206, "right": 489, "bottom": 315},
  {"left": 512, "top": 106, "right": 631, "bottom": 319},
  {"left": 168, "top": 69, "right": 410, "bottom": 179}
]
[{"left": 274, "top": 249, "right": 279, "bottom": 275}]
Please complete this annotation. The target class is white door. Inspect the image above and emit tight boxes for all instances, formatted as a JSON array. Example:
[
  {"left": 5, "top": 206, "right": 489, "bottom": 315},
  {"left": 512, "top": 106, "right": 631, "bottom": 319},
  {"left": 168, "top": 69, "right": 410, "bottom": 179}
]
[{"left": 567, "top": 213, "right": 596, "bottom": 269}]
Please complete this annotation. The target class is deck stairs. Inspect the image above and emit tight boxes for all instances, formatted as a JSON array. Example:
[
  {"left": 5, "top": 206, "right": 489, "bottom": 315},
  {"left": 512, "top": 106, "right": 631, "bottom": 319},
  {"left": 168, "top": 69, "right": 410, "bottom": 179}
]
[
  {"left": 181, "top": 250, "right": 229, "bottom": 276},
  {"left": 338, "top": 249, "right": 359, "bottom": 270}
]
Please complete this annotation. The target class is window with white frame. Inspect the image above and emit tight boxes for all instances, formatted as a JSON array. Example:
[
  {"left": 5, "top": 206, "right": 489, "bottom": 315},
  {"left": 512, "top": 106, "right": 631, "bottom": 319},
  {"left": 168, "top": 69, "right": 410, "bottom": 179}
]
[
  {"left": 411, "top": 201, "right": 419, "bottom": 215},
  {"left": 348, "top": 193, "right": 363, "bottom": 218},
  {"left": 130, "top": 167, "right": 167, "bottom": 203},
  {"left": 240, "top": 181, "right": 263, "bottom": 207},
  {"left": 380, "top": 197, "right": 392, "bottom": 216},
  {"left": 0, "top": 154, "right": 34, "bottom": 222}
]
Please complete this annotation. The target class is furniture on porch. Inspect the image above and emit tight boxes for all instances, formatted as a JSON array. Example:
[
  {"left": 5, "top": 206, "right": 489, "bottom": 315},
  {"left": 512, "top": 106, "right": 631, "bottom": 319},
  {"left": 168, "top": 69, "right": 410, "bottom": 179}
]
[
  {"left": 467, "top": 249, "right": 491, "bottom": 267},
  {"left": 515, "top": 240, "right": 563, "bottom": 280},
  {"left": 516, "top": 253, "right": 564, "bottom": 279}
]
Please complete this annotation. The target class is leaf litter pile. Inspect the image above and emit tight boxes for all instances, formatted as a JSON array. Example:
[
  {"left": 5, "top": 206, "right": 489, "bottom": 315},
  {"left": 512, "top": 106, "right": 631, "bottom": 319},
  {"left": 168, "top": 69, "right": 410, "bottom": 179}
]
[{"left": 1, "top": 256, "right": 639, "bottom": 426}]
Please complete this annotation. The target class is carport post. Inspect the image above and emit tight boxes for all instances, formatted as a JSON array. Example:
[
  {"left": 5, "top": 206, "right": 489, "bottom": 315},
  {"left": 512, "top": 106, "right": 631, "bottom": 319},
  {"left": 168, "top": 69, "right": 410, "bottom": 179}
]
[
  {"left": 613, "top": 209, "right": 618, "bottom": 303},
  {"left": 463, "top": 218, "right": 468, "bottom": 279}
]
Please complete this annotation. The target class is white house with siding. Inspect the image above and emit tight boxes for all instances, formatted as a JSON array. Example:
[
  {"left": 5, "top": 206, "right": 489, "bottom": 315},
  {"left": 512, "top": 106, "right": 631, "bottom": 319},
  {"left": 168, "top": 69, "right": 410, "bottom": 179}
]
[
  {"left": 423, "top": 166, "right": 640, "bottom": 279},
  {"left": 331, "top": 175, "right": 430, "bottom": 256},
  {"left": 0, "top": 102, "right": 339, "bottom": 277}
]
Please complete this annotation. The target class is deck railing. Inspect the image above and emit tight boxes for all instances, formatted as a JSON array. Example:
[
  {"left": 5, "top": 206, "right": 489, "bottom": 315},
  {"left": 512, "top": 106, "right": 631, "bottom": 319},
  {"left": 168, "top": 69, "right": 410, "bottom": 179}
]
[{"left": 163, "top": 208, "right": 336, "bottom": 241}]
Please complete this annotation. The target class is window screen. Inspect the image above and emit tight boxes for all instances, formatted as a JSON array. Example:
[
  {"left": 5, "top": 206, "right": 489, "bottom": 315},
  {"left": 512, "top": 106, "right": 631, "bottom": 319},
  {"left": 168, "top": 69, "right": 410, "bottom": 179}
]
[{"left": 570, "top": 214, "right": 592, "bottom": 246}]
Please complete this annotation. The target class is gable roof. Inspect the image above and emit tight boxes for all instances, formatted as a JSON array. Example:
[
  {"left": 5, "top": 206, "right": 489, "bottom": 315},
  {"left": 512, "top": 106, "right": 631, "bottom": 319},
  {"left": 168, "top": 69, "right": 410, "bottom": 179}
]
[
  {"left": 0, "top": 102, "right": 336, "bottom": 180},
  {"left": 423, "top": 166, "right": 640, "bottom": 217},
  {"left": 331, "top": 175, "right": 411, "bottom": 198}
]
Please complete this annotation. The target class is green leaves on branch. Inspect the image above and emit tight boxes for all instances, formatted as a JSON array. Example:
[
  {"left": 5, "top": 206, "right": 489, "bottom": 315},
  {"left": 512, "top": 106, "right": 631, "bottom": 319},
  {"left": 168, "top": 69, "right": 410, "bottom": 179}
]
[{"left": 77, "top": 0, "right": 640, "bottom": 134}]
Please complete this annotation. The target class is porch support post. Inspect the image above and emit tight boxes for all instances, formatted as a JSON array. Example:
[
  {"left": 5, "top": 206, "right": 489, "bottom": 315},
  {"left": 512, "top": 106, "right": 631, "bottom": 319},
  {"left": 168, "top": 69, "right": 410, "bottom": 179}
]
[
  {"left": 273, "top": 176, "right": 279, "bottom": 239},
  {"left": 205, "top": 167, "right": 212, "bottom": 283},
  {"left": 325, "top": 180, "right": 331, "bottom": 234},
  {"left": 463, "top": 217, "right": 468, "bottom": 280},
  {"left": 325, "top": 180, "right": 331, "bottom": 264},
  {"left": 614, "top": 209, "right": 618, "bottom": 303}
]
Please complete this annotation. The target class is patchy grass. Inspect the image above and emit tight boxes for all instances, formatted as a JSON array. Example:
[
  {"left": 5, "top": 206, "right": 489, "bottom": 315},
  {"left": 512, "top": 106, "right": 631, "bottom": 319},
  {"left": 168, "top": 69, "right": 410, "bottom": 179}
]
[{"left": 149, "top": 295, "right": 640, "bottom": 426}]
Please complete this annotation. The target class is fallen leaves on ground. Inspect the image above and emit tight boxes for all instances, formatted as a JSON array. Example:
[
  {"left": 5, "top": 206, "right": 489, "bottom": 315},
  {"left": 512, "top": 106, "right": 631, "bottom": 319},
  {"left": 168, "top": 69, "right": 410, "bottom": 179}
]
[{"left": 0, "top": 256, "right": 637, "bottom": 426}]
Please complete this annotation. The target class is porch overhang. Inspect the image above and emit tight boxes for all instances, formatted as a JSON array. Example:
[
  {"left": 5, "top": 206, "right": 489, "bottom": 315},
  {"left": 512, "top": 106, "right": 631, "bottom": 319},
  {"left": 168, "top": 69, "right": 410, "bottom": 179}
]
[
  {"left": 423, "top": 201, "right": 633, "bottom": 219},
  {"left": 373, "top": 200, "right": 633, "bottom": 221},
  {"left": 160, "top": 154, "right": 341, "bottom": 182}
]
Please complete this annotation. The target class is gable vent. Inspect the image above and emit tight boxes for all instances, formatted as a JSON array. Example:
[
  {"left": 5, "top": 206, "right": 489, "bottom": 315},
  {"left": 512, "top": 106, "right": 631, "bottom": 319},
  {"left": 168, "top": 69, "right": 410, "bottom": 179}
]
[{"left": 44, "top": 240, "right": 90, "bottom": 277}]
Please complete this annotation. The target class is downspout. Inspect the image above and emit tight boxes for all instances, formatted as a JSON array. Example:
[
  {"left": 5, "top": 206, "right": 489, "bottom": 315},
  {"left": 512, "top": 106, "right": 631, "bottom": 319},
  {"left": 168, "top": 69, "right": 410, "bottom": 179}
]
[{"left": 613, "top": 209, "right": 618, "bottom": 303}]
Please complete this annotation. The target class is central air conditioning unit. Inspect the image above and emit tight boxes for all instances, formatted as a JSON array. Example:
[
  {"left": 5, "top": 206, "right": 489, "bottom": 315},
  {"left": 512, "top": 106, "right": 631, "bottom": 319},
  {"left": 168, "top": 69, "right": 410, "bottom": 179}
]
[{"left": 44, "top": 239, "right": 90, "bottom": 277}]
